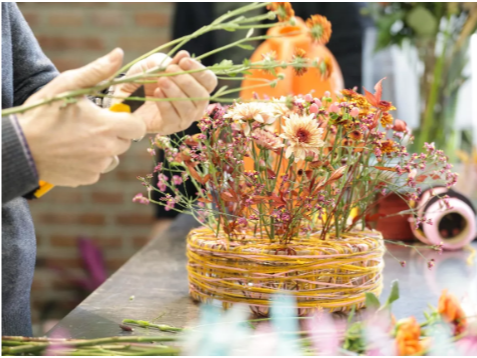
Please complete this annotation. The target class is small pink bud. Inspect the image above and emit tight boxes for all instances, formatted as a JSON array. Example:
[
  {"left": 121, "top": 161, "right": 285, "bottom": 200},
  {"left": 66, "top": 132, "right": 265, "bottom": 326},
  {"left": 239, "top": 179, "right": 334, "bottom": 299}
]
[
  {"left": 350, "top": 107, "right": 360, "bottom": 118},
  {"left": 314, "top": 98, "right": 322, "bottom": 107},
  {"left": 329, "top": 103, "right": 340, "bottom": 113},
  {"left": 304, "top": 94, "right": 313, "bottom": 102},
  {"left": 400, "top": 261, "right": 406, "bottom": 268},
  {"left": 309, "top": 103, "right": 319, "bottom": 113},
  {"left": 324, "top": 91, "right": 331, "bottom": 98}
]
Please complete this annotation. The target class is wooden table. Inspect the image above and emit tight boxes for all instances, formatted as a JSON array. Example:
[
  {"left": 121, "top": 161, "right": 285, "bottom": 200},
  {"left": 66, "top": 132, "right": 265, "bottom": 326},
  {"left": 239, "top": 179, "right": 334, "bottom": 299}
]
[{"left": 48, "top": 214, "right": 477, "bottom": 339}]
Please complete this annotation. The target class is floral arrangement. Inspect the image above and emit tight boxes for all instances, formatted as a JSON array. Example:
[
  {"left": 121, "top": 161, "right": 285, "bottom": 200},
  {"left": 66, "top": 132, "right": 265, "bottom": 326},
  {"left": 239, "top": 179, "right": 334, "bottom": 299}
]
[
  {"left": 5, "top": 283, "right": 476, "bottom": 356},
  {"left": 138, "top": 78, "right": 458, "bottom": 243}
]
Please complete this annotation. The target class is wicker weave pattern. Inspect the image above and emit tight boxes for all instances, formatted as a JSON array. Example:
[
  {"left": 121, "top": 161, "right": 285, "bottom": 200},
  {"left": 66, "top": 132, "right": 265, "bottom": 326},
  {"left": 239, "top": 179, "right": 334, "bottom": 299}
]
[{"left": 187, "top": 227, "right": 385, "bottom": 316}]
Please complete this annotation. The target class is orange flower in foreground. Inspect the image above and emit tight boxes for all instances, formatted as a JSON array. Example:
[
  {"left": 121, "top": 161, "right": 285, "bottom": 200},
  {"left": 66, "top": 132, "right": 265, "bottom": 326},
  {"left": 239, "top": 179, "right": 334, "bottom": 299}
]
[
  {"left": 306, "top": 15, "right": 332, "bottom": 45},
  {"left": 395, "top": 317, "right": 424, "bottom": 356},
  {"left": 267, "top": 2, "right": 294, "bottom": 22},
  {"left": 438, "top": 289, "right": 467, "bottom": 335},
  {"left": 292, "top": 48, "right": 308, "bottom": 76}
]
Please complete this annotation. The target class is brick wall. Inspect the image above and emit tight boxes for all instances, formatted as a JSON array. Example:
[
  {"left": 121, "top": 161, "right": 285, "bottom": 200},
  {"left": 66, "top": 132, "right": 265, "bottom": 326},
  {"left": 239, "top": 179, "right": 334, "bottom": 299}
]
[{"left": 16, "top": 2, "right": 174, "bottom": 334}]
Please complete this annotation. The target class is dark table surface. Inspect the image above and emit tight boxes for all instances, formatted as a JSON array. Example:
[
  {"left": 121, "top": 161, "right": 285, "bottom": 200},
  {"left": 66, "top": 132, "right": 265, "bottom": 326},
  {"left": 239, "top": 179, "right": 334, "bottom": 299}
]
[{"left": 48, "top": 214, "right": 477, "bottom": 339}]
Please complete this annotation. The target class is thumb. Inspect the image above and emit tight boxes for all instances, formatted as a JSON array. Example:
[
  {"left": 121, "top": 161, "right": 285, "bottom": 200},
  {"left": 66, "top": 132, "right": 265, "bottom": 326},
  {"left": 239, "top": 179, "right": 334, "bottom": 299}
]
[{"left": 48, "top": 48, "right": 124, "bottom": 95}]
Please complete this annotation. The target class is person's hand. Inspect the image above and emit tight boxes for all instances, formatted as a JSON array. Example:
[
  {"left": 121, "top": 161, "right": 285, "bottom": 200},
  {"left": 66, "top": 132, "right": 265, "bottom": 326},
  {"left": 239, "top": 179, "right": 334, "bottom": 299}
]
[
  {"left": 113, "top": 50, "right": 218, "bottom": 134},
  {"left": 18, "top": 48, "right": 146, "bottom": 187}
]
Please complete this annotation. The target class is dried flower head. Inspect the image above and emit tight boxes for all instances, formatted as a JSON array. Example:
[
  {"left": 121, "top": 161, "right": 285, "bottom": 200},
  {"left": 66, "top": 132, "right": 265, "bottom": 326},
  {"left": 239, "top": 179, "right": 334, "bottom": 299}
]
[
  {"left": 252, "top": 128, "right": 284, "bottom": 151},
  {"left": 267, "top": 2, "right": 294, "bottom": 22},
  {"left": 224, "top": 102, "right": 276, "bottom": 125},
  {"left": 306, "top": 15, "right": 332, "bottom": 44},
  {"left": 280, "top": 113, "right": 324, "bottom": 161},
  {"left": 292, "top": 48, "right": 308, "bottom": 76},
  {"left": 380, "top": 112, "right": 393, "bottom": 127}
]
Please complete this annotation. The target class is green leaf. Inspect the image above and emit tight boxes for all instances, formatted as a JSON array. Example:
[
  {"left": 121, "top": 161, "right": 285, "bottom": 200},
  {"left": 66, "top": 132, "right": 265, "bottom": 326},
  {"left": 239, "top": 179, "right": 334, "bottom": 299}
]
[
  {"left": 385, "top": 280, "right": 400, "bottom": 307},
  {"left": 365, "top": 292, "right": 381, "bottom": 310},
  {"left": 406, "top": 6, "right": 438, "bottom": 37},
  {"left": 237, "top": 44, "right": 255, "bottom": 51},
  {"left": 214, "top": 86, "right": 228, "bottom": 97},
  {"left": 246, "top": 28, "right": 254, "bottom": 39},
  {"left": 348, "top": 305, "right": 356, "bottom": 323}
]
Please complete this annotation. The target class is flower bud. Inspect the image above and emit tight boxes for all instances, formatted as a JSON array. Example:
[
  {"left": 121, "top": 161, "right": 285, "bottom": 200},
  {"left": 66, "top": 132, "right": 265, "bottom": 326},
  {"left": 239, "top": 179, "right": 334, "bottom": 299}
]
[{"left": 309, "top": 103, "right": 319, "bottom": 113}]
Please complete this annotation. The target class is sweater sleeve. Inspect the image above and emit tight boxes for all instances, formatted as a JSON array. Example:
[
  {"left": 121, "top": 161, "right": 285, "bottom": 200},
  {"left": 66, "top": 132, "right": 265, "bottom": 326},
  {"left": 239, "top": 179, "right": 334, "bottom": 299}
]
[
  {"left": 8, "top": 3, "right": 59, "bottom": 106},
  {"left": 2, "top": 115, "right": 39, "bottom": 204},
  {"left": 1, "top": 3, "right": 58, "bottom": 204}
]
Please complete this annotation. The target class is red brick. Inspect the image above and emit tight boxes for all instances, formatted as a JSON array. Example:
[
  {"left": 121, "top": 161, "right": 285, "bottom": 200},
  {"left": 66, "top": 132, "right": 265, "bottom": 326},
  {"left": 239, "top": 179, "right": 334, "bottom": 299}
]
[
  {"left": 118, "top": 36, "right": 169, "bottom": 52},
  {"left": 50, "top": 235, "right": 78, "bottom": 247},
  {"left": 91, "top": 12, "right": 125, "bottom": 27},
  {"left": 45, "top": 257, "right": 83, "bottom": 270},
  {"left": 37, "top": 213, "right": 78, "bottom": 225},
  {"left": 22, "top": 12, "right": 39, "bottom": 26},
  {"left": 116, "top": 213, "right": 154, "bottom": 226},
  {"left": 134, "top": 13, "right": 170, "bottom": 27},
  {"left": 48, "top": 13, "right": 84, "bottom": 27},
  {"left": 91, "top": 236, "right": 123, "bottom": 249},
  {"left": 79, "top": 213, "right": 106, "bottom": 225},
  {"left": 36, "top": 213, "right": 105, "bottom": 225},
  {"left": 37, "top": 35, "right": 104, "bottom": 51},
  {"left": 116, "top": 170, "right": 145, "bottom": 182},
  {"left": 133, "top": 236, "right": 149, "bottom": 248},
  {"left": 46, "top": 191, "right": 83, "bottom": 204},
  {"left": 106, "top": 258, "right": 128, "bottom": 271},
  {"left": 51, "top": 57, "right": 84, "bottom": 72},
  {"left": 91, "top": 192, "right": 124, "bottom": 204}
]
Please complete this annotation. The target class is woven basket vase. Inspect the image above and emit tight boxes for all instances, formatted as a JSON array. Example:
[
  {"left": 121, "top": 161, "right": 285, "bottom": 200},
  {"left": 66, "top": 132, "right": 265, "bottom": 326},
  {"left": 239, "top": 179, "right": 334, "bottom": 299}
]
[{"left": 186, "top": 227, "right": 385, "bottom": 316}]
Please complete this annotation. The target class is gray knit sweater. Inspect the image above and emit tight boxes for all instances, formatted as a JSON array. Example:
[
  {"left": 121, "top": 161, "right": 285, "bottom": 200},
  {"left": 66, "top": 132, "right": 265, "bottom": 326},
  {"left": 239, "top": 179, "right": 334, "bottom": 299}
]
[{"left": 2, "top": 3, "right": 59, "bottom": 336}]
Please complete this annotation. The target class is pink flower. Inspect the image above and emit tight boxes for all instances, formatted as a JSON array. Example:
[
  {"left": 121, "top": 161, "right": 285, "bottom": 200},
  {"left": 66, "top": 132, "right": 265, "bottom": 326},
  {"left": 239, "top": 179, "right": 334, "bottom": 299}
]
[
  {"left": 329, "top": 103, "right": 340, "bottom": 113},
  {"left": 309, "top": 103, "right": 319, "bottom": 113},
  {"left": 132, "top": 193, "right": 149, "bottom": 205},
  {"left": 172, "top": 175, "right": 183, "bottom": 185},
  {"left": 350, "top": 107, "right": 360, "bottom": 118},
  {"left": 304, "top": 93, "right": 313, "bottom": 102},
  {"left": 324, "top": 91, "right": 331, "bottom": 97},
  {"left": 314, "top": 98, "right": 322, "bottom": 107},
  {"left": 147, "top": 148, "right": 156, "bottom": 156},
  {"left": 153, "top": 163, "right": 163, "bottom": 173}
]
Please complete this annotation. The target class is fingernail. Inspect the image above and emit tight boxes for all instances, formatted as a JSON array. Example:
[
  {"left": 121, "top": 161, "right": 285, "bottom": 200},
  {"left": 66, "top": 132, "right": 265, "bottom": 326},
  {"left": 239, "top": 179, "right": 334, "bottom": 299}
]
[
  {"left": 160, "top": 78, "right": 171, "bottom": 89},
  {"left": 108, "top": 48, "right": 124, "bottom": 64},
  {"left": 181, "top": 58, "right": 191, "bottom": 70}
]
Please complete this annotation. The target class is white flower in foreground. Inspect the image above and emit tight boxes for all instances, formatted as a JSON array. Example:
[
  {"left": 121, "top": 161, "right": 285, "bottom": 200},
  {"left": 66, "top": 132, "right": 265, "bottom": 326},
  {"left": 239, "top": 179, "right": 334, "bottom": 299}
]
[{"left": 280, "top": 113, "right": 324, "bottom": 162}]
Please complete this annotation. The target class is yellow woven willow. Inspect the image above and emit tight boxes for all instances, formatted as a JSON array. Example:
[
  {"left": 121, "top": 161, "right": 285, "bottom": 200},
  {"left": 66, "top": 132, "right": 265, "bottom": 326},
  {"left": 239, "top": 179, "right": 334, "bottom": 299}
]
[{"left": 187, "top": 227, "right": 385, "bottom": 316}]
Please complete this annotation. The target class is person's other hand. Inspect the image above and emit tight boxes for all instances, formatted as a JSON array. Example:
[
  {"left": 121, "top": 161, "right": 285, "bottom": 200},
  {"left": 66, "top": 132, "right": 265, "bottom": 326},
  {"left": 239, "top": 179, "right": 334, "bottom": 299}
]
[
  {"left": 113, "top": 50, "right": 218, "bottom": 134},
  {"left": 18, "top": 48, "right": 146, "bottom": 187}
]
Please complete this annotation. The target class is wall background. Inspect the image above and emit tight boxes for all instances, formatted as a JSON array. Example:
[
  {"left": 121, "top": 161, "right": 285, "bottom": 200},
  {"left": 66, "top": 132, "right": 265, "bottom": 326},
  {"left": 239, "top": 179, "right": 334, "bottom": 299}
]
[{"left": 17, "top": 2, "right": 174, "bottom": 334}]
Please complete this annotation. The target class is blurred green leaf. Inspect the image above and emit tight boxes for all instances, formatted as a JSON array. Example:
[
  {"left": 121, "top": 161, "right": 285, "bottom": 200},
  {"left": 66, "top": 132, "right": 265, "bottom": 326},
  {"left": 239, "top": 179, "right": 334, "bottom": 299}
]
[
  {"left": 237, "top": 44, "right": 255, "bottom": 51},
  {"left": 384, "top": 280, "right": 400, "bottom": 307},
  {"left": 406, "top": 6, "right": 438, "bottom": 36},
  {"left": 365, "top": 292, "right": 381, "bottom": 311}
]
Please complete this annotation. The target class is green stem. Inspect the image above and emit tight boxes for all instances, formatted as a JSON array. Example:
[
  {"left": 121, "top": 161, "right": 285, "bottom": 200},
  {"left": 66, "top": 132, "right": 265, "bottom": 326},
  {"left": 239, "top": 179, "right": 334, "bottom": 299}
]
[{"left": 417, "top": 16, "right": 452, "bottom": 150}]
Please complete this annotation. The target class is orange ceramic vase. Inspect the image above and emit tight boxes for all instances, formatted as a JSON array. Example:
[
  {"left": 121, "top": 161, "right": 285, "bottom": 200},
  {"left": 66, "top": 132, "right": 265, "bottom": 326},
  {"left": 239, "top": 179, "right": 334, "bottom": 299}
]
[{"left": 240, "top": 17, "right": 344, "bottom": 175}]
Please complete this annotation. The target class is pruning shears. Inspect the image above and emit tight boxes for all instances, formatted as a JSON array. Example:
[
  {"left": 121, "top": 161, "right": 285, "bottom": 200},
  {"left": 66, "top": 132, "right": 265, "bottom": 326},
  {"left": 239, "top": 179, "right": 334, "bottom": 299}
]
[{"left": 33, "top": 85, "right": 146, "bottom": 198}]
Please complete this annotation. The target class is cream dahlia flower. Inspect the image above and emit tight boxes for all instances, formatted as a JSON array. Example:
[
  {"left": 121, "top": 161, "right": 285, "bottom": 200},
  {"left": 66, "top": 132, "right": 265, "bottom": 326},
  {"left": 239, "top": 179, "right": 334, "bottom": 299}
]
[{"left": 280, "top": 113, "right": 324, "bottom": 161}]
